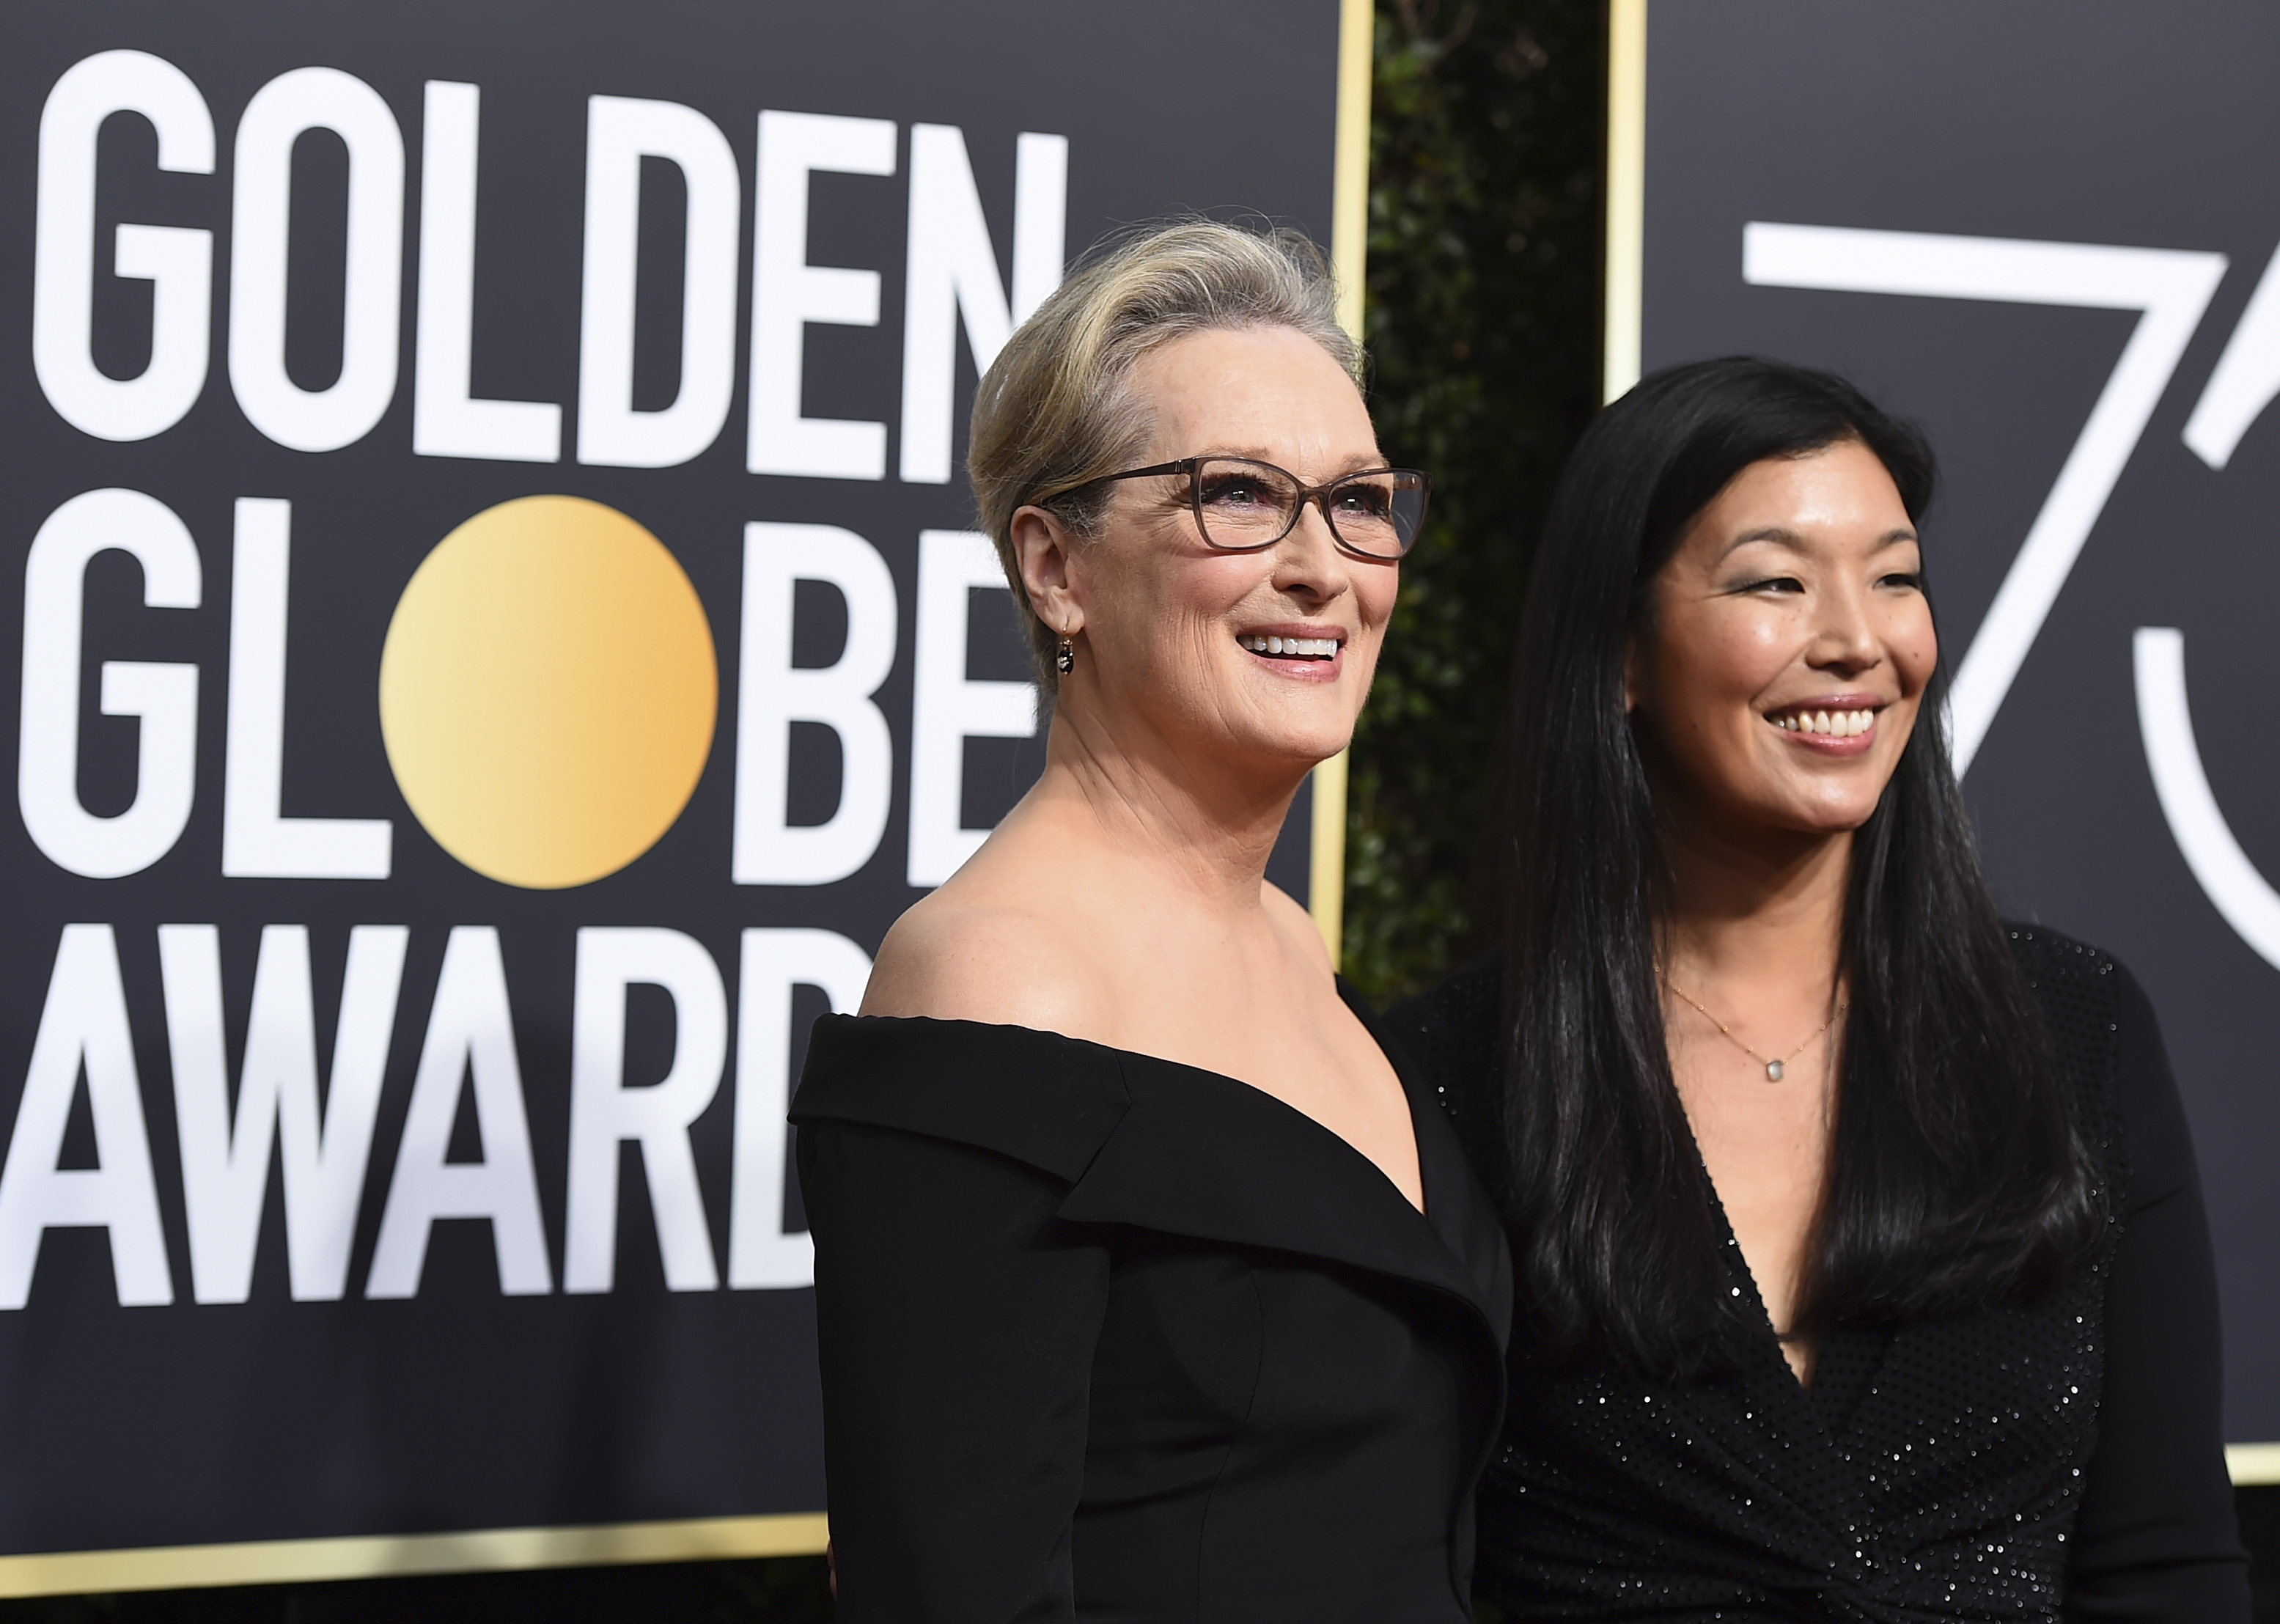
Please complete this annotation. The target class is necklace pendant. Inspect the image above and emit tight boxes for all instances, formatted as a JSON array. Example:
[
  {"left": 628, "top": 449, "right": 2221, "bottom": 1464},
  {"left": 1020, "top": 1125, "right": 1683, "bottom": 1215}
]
[{"left": 1765, "top": 1059, "right": 1784, "bottom": 1081}]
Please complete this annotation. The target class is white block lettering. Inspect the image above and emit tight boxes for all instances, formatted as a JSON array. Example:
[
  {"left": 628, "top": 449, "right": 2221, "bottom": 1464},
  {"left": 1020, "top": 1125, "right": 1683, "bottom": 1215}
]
[
  {"left": 747, "top": 111, "right": 896, "bottom": 480},
  {"left": 898, "top": 126, "right": 1067, "bottom": 484},
  {"left": 19, "top": 488, "right": 201, "bottom": 879},
  {"left": 32, "top": 50, "right": 215, "bottom": 442},
  {"left": 575, "top": 96, "right": 741, "bottom": 468},
  {"left": 413, "top": 81, "right": 562, "bottom": 463},
  {"left": 228, "top": 67, "right": 405, "bottom": 452},
  {"left": 564, "top": 927, "right": 727, "bottom": 1293},
  {"left": 0, "top": 925, "right": 173, "bottom": 1309},
  {"left": 366, "top": 927, "right": 551, "bottom": 1298},
  {"left": 733, "top": 523, "right": 897, "bottom": 886},
  {"left": 221, "top": 499, "right": 392, "bottom": 878},
  {"left": 908, "top": 529, "right": 1037, "bottom": 887},
  {"left": 160, "top": 924, "right": 408, "bottom": 1303},
  {"left": 729, "top": 928, "right": 869, "bottom": 1290}
]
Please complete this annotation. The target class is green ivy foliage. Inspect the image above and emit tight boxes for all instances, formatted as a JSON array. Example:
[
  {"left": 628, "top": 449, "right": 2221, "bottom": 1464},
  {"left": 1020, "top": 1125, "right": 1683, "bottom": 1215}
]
[{"left": 1344, "top": 0, "right": 1606, "bottom": 1005}]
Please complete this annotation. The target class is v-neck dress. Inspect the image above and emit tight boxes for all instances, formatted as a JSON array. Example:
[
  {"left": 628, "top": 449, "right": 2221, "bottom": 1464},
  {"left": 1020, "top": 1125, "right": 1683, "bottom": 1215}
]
[
  {"left": 791, "top": 980, "right": 1512, "bottom": 1623},
  {"left": 1388, "top": 927, "right": 2247, "bottom": 1622}
]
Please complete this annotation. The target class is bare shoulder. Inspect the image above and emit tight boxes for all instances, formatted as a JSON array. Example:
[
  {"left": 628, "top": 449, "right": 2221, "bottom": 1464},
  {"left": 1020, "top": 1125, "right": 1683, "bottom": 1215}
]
[
  {"left": 1261, "top": 880, "right": 1336, "bottom": 977},
  {"left": 861, "top": 888, "right": 1119, "bottom": 1038}
]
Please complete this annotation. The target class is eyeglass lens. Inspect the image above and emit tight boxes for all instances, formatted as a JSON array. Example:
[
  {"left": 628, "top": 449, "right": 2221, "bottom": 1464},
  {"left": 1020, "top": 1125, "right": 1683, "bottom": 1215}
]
[{"left": 1191, "top": 458, "right": 1425, "bottom": 557}]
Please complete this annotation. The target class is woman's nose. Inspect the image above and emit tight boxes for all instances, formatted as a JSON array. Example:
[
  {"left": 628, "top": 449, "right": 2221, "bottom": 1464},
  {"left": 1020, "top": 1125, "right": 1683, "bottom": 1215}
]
[
  {"left": 1273, "top": 501, "right": 1353, "bottom": 600},
  {"left": 1808, "top": 584, "right": 1880, "bottom": 672}
]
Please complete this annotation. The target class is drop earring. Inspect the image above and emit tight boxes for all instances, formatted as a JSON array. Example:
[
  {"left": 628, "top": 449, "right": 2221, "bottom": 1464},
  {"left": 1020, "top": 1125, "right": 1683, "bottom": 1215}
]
[{"left": 1055, "top": 633, "right": 1075, "bottom": 675}]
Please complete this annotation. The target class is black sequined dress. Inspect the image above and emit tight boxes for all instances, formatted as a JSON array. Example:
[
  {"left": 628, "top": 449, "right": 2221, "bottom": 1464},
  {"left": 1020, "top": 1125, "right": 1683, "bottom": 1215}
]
[{"left": 1386, "top": 928, "right": 2248, "bottom": 1622}]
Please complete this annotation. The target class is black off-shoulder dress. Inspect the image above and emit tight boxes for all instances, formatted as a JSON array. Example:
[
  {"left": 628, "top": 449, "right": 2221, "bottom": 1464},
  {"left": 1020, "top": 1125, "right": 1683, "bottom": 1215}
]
[
  {"left": 1386, "top": 927, "right": 2248, "bottom": 1623},
  {"left": 791, "top": 982, "right": 1513, "bottom": 1623}
]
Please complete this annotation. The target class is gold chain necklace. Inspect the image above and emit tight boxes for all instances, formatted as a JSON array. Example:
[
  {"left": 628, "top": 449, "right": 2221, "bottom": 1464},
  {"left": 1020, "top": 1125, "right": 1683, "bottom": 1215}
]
[{"left": 1662, "top": 976, "right": 1847, "bottom": 1082}]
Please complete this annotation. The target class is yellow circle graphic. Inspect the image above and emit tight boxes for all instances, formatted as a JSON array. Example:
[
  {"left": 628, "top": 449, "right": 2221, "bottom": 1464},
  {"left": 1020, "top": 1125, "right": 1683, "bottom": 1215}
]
[{"left": 379, "top": 495, "right": 717, "bottom": 889}]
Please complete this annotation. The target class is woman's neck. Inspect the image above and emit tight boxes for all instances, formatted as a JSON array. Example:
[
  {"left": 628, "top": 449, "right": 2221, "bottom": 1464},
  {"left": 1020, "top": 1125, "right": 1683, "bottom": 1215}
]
[
  {"left": 1657, "top": 798, "right": 1851, "bottom": 991},
  {"left": 1012, "top": 693, "right": 1309, "bottom": 916}
]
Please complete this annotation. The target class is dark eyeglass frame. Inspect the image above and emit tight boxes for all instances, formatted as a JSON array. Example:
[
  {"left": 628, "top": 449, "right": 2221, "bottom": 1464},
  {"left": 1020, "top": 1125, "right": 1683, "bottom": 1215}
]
[{"left": 1067, "top": 455, "right": 1432, "bottom": 560}]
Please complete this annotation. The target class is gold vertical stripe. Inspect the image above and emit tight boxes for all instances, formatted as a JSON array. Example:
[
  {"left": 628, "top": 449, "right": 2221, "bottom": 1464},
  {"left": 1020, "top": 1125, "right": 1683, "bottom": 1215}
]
[
  {"left": 2227, "top": 1442, "right": 2280, "bottom": 1485},
  {"left": 0, "top": 1513, "right": 830, "bottom": 1600},
  {"left": 1312, "top": 0, "right": 1375, "bottom": 965},
  {"left": 1309, "top": 747, "right": 1351, "bottom": 963},
  {"left": 1603, "top": 0, "right": 1649, "bottom": 403},
  {"left": 1330, "top": 0, "right": 1374, "bottom": 343}
]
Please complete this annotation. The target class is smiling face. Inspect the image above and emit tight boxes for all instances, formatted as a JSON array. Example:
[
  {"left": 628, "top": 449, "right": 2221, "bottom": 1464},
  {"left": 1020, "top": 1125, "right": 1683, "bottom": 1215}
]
[
  {"left": 1627, "top": 439, "right": 1937, "bottom": 843},
  {"left": 1015, "top": 324, "right": 1398, "bottom": 774}
]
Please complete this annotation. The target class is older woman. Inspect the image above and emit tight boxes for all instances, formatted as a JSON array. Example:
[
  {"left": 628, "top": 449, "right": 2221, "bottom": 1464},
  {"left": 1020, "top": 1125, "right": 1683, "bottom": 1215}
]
[
  {"left": 791, "top": 221, "right": 1509, "bottom": 1623},
  {"left": 1394, "top": 357, "right": 2246, "bottom": 1620}
]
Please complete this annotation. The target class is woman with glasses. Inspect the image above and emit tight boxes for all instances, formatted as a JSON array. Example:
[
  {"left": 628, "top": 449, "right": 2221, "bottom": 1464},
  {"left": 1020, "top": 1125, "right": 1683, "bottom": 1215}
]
[
  {"left": 792, "top": 220, "right": 1509, "bottom": 1623},
  {"left": 1391, "top": 358, "right": 2246, "bottom": 1620}
]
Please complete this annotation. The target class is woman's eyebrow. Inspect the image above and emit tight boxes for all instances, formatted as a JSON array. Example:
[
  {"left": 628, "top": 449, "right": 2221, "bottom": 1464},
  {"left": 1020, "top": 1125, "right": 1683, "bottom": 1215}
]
[
  {"left": 1717, "top": 523, "right": 1921, "bottom": 560},
  {"left": 1717, "top": 525, "right": 1803, "bottom": 559},
  {"left": 1196, "top": 447, "right": 1389, "bottom": 477}
]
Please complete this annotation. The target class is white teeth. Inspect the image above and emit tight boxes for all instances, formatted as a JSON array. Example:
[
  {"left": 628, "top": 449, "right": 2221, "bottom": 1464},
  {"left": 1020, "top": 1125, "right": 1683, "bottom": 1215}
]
[
  {"left": 1240, "top": 635, "right": 1337, "bottom": 658},
  {"left": 1769, "top": 708, "right": 1876, "bottom": 735}
]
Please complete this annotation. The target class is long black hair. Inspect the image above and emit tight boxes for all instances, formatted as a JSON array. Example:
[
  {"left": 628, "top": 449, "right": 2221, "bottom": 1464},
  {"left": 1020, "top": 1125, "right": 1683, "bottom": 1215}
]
[{"left": 1495, "top": 356, "right": 2103, "bottom": 1376}]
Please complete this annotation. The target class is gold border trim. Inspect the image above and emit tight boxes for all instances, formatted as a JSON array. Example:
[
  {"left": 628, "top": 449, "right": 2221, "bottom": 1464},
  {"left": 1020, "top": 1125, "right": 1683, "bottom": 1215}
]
[
  {"left": 0, "top": 1513, "right": 829, "bottom": 1600},
  {"left": 1309, "top": 748, "right": 1350, "bottom": 963},
  {"left": 1603, "top": 0, "right": 1648, "bottom": 403},
  {"left": 1330, "top": 0, "right": 1372, "bottom": 348},
  {"left": 2228, "top": 1443, "right": 2280, "bottom": 1485},
  {"left": 1312, "top": 0, "right": 1373, "bottom": 966}
]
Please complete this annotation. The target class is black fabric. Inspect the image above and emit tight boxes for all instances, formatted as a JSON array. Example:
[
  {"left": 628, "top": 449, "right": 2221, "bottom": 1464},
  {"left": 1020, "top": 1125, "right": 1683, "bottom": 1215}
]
[
  {"left": 792, "top": 981, "right": 1513, "bottom": 1623},
  {"left": 1386, "top": 928, "right": 2248, "bottom": 1623}
]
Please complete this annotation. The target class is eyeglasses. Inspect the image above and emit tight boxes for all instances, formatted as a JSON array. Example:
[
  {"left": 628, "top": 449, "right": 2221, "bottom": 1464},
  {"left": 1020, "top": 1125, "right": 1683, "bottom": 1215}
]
[{"left": 1073, "top": 456, "right": 1430, "bottom": 560}]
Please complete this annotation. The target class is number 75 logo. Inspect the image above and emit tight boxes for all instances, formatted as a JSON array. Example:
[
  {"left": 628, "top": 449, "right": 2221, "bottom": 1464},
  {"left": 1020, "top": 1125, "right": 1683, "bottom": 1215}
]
[{"left": 1746, "top": 222, "right": 2280, "bottom": 969}]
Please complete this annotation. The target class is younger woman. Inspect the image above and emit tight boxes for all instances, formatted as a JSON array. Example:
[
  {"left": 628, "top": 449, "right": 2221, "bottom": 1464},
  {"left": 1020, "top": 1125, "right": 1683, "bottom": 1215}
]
[{"left": 1396, "top": 358, "right": 2247, "bottom": 1620}]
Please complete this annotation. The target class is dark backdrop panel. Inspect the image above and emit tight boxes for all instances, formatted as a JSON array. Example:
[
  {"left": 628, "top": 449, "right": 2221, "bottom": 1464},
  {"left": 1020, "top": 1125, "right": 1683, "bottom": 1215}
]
[
  {"left": 0, "top": 0, "right": 1336, "bottom": 1555},
  {"left": 1639, "top": 0, "right": 2280, "bottom": 1440}
]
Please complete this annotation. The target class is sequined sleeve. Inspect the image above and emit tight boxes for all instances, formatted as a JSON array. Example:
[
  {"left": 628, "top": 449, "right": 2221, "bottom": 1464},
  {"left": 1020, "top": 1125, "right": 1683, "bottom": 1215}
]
[{"left": 2064, "top": 959, "right": 2249, "bottom": 1619}]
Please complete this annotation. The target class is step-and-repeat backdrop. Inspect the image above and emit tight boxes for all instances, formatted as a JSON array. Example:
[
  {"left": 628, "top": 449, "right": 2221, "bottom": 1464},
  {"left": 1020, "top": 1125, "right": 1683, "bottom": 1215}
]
[
  {"left": 1633, "top": 1, "right": 2280, "bottom": 1445},
  {"left": 0, "top": 0, "right": 1337, "bottom": 1578}
]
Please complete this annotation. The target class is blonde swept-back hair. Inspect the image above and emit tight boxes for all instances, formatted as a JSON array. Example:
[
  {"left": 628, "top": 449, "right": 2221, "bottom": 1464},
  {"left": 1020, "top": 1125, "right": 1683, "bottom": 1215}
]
[{"left": 968, "top": 219, "right": 1361, "bottom": 688}]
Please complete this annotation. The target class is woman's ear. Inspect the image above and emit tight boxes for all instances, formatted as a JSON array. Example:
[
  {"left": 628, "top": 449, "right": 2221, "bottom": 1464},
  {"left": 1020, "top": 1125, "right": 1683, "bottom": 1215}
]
[
  {"left": 1012, "top": 504, "right": 1083, "bottom": 636},
  {"left": 1623, "top": 633, "right": 1641, "bottom": 714}
]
